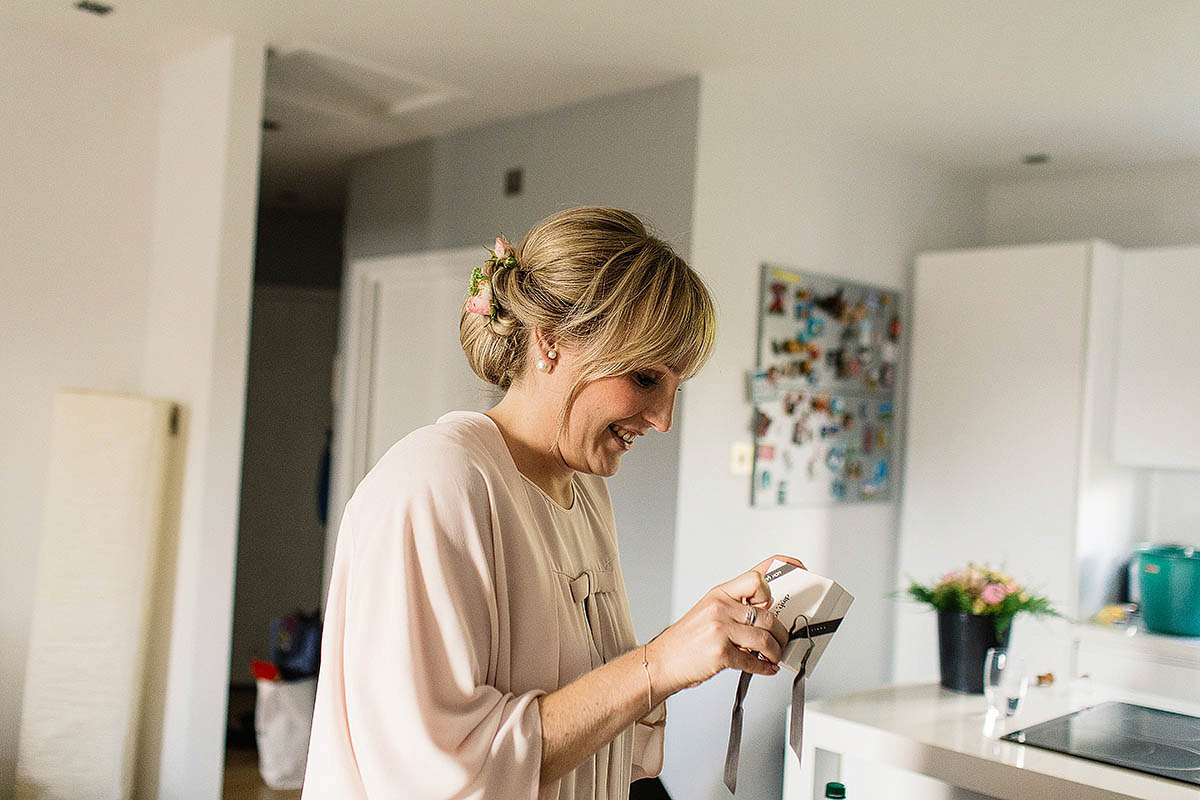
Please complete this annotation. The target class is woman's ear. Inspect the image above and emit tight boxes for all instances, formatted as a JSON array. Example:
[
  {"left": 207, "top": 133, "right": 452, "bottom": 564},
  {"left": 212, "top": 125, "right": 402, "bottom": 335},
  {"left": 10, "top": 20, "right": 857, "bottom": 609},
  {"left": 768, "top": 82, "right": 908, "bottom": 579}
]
[
  {"left": 532, "top": 328, "right": 553, "bottom": 354},
  {"left": 531, "top": 329, "right": 559, "bottom": 374},
  {"left": 535, "top": 330, "right": 562, "bottom": 360}
]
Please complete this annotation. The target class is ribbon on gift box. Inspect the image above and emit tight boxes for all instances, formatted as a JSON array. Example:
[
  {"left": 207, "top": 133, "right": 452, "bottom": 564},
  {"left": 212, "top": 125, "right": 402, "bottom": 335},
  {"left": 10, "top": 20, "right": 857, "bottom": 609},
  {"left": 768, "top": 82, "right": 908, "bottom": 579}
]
[{"left": 722, "top": 613, "right": 844, "bottom": 794}]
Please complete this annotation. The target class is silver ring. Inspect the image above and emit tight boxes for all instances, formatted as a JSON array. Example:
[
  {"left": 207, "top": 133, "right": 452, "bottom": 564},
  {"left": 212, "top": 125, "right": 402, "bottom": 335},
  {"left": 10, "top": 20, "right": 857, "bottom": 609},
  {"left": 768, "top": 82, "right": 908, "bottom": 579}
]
[{"left": 743, "top": 606, "right": 757, "bottom": 626}]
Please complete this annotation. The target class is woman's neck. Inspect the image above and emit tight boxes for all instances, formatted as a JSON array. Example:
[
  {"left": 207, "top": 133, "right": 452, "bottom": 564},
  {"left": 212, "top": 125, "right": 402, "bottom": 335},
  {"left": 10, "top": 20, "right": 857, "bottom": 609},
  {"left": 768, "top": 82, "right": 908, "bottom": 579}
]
[{"left": 485, "top": 390, "right": 575, "bottom": 508}]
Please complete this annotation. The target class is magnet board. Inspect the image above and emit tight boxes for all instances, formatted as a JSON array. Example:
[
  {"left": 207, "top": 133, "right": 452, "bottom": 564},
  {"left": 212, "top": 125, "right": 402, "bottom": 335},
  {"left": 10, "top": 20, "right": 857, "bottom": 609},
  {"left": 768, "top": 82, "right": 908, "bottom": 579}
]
[{"left": 749, "top": 265, "right": 902, "bottom": 505}]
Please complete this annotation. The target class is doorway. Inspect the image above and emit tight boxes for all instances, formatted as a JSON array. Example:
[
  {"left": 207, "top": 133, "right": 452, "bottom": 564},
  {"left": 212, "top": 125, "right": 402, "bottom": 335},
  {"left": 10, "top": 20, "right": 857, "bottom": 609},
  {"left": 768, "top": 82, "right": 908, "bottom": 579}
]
[{"left": 222, "top": 206, "right": 343, "bottom": 796}]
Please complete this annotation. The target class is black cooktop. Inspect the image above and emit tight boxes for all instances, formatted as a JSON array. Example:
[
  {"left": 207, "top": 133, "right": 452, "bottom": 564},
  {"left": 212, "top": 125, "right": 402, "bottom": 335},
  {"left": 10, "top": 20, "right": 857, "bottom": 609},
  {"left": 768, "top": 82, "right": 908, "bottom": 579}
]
[{"left": 1003, "top": 701, "right": 1200, "bottom": 787}]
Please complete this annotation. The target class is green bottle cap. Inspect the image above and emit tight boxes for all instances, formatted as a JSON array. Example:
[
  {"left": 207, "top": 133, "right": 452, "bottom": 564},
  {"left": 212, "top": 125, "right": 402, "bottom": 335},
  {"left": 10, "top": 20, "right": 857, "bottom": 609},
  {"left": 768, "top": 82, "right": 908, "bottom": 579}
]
[{"left": 824, "top": 782, "right": 846, "bottom": 799}]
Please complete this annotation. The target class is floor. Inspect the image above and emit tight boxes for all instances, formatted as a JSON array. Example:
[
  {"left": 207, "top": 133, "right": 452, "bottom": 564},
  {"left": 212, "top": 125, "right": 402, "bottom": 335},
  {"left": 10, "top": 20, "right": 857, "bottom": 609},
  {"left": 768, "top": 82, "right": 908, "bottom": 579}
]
[{"left": 224, "top": 748, "right": 303, "bottom": 800}]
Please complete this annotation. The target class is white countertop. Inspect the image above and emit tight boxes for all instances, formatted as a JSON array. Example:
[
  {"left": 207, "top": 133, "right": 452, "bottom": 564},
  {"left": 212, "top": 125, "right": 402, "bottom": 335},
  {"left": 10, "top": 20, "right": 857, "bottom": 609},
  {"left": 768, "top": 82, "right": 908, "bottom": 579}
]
[{"left": 795, "top": 682, "right": 1200, "bottom": 800}]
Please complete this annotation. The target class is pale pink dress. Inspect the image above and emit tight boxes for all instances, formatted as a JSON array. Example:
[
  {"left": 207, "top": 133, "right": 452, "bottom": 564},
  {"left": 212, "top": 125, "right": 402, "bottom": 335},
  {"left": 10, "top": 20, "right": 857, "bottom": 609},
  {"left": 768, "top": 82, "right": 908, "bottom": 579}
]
[{"left": 303, "top": 411, "right": 665, "bottom": 799}]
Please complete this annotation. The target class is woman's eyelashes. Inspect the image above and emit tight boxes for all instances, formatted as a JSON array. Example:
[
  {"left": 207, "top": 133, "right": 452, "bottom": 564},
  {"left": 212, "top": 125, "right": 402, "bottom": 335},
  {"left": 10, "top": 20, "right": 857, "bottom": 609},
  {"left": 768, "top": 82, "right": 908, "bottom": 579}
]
[{"left": 631, "top": 371, "right": 660, "bottom": 390}]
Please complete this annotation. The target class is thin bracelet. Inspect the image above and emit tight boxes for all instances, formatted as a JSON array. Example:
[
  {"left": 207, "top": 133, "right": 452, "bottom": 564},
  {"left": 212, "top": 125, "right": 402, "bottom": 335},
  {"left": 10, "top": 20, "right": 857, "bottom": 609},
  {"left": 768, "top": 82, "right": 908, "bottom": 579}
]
[{"left": 640, "top": 644, "right": 653, "bottom": 713}]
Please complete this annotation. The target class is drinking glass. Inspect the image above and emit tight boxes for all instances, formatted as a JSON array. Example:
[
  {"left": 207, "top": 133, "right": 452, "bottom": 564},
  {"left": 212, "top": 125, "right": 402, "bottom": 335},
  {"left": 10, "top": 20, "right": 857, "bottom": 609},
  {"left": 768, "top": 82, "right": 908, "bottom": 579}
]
[{"left": 983, "top": 647, "right": 1028, "bottom": 719}]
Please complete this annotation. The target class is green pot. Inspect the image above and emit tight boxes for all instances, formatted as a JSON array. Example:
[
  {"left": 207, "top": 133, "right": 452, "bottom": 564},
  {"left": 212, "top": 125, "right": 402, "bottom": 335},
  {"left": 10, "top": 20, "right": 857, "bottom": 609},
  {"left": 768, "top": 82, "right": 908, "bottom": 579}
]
[{"left": 1136, "top": 545, "right": 1200, "bottom": 637}]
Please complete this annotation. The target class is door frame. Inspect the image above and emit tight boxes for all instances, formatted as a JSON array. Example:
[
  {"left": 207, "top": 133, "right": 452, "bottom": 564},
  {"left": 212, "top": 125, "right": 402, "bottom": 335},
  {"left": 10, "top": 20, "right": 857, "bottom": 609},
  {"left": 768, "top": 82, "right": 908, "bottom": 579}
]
[{"left": 324, "top": 246, "right": 483, "bottom": 597}]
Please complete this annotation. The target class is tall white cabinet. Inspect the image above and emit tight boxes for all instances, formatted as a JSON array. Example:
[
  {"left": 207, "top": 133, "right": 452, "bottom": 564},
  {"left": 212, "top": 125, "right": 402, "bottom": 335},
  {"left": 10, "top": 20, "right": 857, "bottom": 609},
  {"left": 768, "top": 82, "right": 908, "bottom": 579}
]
[{"left": 892, "top": 241, "right": 1143, "bottom": 684}]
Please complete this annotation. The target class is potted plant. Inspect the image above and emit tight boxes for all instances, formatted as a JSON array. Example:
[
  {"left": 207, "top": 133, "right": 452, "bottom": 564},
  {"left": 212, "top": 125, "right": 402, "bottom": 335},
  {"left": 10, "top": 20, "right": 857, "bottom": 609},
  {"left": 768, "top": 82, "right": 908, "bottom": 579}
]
[{"left": 906, "top": 564, "right": 1059, "bottom": 693}]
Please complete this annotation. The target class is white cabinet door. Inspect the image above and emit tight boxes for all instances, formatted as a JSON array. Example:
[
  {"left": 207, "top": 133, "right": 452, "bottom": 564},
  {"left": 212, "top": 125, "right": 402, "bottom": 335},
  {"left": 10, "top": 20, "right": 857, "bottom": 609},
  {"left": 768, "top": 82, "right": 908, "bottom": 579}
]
[{"left": 1114, "top": 247, "right": 1200, "bottom": 470}]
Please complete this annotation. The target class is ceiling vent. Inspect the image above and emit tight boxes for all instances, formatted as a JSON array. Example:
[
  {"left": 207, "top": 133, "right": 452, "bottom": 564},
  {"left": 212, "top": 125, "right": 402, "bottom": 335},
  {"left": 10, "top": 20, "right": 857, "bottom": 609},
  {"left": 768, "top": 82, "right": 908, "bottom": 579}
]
[{"left": 265, "top": 44, "right": 453, "bottom": 123}]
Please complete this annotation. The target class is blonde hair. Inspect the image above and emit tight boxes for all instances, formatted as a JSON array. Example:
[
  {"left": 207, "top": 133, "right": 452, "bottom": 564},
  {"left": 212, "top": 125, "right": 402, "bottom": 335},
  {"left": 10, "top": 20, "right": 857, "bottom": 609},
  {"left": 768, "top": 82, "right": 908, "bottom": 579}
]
[{"left": 460, "top": 207, "right": 716, "bottom": 419}]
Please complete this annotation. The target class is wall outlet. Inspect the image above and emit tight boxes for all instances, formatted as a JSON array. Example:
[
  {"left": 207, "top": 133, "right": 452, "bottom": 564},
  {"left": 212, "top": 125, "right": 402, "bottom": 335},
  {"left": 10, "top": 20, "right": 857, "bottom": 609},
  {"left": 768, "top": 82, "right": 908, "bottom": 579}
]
[{"left": 730, "top": 441, "right": 753, "bottom": 475}]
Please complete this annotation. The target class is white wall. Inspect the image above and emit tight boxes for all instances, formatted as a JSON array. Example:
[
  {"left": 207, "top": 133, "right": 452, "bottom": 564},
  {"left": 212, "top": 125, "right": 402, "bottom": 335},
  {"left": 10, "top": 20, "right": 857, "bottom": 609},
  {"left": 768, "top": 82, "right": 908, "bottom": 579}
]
[
  {"left": 986, "top": 165, "right": 1200, "bottom": 552},
  {"left": 143, "top": 35, "right": 264, "bottom": 799},
  {"left": 0, "top": 23, "right": 161, "bottom": 796},
  {"left": 344, "top": 78, "right": 700, "bottom": 643},
  {"left": 986, "top": 162, "right": 1200, "bottom": 249},
  {"left": 1148, "top": 471, "right": 1200, "bottom": 545},
  {"left": 665, "top": 67, "right": 986, "bottom": 800},
  {"left": 0, "top": 21, "right": 265, "bottom": 799}
]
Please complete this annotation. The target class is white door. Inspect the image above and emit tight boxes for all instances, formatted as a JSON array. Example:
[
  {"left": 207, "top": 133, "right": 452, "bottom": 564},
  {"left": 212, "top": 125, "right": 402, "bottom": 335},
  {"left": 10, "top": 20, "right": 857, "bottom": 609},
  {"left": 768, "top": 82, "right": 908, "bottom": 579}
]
[{"left": 325, "top": 248, "right": 500, "bottom": 594}]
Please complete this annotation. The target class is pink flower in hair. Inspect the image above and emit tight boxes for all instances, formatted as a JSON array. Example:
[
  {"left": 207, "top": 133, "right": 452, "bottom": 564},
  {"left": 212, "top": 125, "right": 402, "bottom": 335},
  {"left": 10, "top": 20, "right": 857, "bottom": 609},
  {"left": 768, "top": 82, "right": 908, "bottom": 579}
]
[
  {"left": 493, "top": 237, "right": 513, "bottom": 259},
  {"left": 981, "top": 583, "right": 1007, "bottom": 606},
  {"left": 466, "top": 281, "right": 492, "bottom": 316}
]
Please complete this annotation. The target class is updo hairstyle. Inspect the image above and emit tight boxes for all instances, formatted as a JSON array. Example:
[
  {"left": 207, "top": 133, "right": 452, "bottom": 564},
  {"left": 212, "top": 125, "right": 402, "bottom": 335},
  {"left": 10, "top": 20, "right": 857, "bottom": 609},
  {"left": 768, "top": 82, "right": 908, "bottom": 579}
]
[{"left": 460, "top": 206, "right": 716, "bottom": 413}]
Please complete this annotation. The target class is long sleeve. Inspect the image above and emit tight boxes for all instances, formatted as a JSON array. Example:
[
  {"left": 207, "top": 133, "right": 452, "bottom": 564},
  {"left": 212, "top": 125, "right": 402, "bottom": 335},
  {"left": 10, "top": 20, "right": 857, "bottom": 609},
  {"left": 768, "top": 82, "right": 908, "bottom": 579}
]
[
  {"left": 303, "top": 439, "right": 544, "bottom": 799},
  {"left": 629, "top": 703, "right": 666, "bottom": 781}
]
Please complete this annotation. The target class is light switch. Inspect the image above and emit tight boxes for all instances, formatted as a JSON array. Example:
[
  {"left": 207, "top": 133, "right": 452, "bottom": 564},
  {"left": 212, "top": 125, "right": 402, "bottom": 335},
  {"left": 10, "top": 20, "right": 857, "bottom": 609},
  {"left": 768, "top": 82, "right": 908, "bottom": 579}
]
[{"left": 730, "top": 442, "right": 753, "bottom": 475}]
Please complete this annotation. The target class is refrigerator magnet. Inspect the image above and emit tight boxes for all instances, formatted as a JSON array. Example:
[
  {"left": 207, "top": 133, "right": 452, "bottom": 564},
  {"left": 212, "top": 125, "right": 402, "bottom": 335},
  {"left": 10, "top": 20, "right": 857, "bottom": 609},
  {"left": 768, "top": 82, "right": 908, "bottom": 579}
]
[
  {"left": 752, "top": 409, "right": 772, "bottom": 437},
  {"left": 768, "top": 282, "right": 788, "bottom": 314}
]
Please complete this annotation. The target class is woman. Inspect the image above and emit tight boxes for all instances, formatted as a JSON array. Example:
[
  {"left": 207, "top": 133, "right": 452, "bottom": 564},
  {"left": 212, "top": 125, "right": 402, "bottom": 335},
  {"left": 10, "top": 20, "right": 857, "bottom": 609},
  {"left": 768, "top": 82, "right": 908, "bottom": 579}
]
[{"left": 304, "top": 207, "right": 796, "bottom": 799}]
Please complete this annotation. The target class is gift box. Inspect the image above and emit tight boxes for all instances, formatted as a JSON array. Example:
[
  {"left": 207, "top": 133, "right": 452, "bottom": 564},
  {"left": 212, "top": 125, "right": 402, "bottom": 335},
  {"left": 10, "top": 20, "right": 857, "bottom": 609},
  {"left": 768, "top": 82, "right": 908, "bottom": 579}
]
[
  {"left": 724, "top": 559, "right": 853, "bottom": 793},
  {"left": 763, "top": 560, "right": 853, "bottom": 675}
]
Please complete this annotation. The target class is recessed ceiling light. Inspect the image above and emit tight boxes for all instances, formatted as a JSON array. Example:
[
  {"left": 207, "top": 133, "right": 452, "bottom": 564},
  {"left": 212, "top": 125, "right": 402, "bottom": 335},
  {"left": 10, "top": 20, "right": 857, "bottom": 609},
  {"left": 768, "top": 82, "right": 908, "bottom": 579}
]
[
  {"left": 1022, "top": 153, "right": 1050, "bottom": 165},
  {"left": 74, "top": 1, "right": 114, "bottom": 15}
]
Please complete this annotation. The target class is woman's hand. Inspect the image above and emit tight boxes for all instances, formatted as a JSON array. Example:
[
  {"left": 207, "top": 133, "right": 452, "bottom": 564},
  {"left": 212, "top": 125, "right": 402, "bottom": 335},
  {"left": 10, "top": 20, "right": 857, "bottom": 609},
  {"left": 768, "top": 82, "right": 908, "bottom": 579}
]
[
  {"left": 537, "top": 554, "right": 806, "bottom": 783},
  {"left": 648, "top": 556, "right": 802, "bottom": 696}
]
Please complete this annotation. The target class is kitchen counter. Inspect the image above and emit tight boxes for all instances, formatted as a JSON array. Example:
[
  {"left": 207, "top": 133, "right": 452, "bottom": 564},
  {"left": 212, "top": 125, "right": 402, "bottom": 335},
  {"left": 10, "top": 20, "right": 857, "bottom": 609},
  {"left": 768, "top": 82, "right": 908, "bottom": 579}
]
[{"left": 783, "top": 682, "right": 1200, "bottom": 800}]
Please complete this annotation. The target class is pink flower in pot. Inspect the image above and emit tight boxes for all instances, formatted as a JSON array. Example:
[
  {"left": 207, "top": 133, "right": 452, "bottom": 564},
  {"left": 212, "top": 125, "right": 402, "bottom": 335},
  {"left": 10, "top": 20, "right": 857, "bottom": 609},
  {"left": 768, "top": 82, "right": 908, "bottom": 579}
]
[{"left": 981, "top": 583, "right": 1008, "bottom": 606}]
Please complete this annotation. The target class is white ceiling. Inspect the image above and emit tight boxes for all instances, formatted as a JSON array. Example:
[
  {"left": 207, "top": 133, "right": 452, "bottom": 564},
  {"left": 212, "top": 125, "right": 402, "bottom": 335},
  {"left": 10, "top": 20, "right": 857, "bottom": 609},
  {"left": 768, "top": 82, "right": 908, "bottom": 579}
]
[{"left": 8, "top": 0, "right": 1200, "bottom": 210}]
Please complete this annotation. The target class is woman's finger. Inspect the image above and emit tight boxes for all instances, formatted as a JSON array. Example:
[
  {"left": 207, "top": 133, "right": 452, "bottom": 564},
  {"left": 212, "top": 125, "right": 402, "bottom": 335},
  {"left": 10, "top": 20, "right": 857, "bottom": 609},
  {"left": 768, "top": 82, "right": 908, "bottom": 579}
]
[
  {"left": 724, "top": 633, "right": 782, "bottom": 676},
  {"left": 719, "top": 570, "right": 771, "bottom": 606},
  {"left": 733, "top": 652, "right": 780, "bottom": 677},
  {"left": 762, "top": 612, "right": 788, "bottom": 649},
  {"left": 733, "top": 601, "right": 788, "bottom": 649},
  {"left": 728, "top": 615, "right": 784, "bottom": 664},
  {"left": 750, "top": 553, "right": 807, "bottom": 575}
]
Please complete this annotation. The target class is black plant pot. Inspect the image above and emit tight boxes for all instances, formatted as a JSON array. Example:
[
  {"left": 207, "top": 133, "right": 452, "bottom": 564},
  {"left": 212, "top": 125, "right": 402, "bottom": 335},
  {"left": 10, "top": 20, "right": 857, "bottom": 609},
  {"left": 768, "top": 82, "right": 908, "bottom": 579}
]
[{"left": 937, "top": 610, "right": 1011, "bottom": 694}]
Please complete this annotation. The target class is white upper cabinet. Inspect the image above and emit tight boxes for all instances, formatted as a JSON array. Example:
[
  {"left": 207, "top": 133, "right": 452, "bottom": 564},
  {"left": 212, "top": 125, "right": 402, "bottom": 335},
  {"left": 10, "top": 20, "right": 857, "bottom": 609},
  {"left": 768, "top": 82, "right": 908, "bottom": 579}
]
[{"left": 1114, "top": 247, "right": 1200, "bottom": 470}]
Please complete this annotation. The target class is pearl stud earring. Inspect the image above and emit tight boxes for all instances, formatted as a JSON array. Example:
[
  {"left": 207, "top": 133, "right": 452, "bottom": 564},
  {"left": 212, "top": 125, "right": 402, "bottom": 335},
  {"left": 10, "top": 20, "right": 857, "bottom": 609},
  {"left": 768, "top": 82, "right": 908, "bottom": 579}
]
[{"left": 536, "top": 345, "right": 557, "bottom": 373}]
